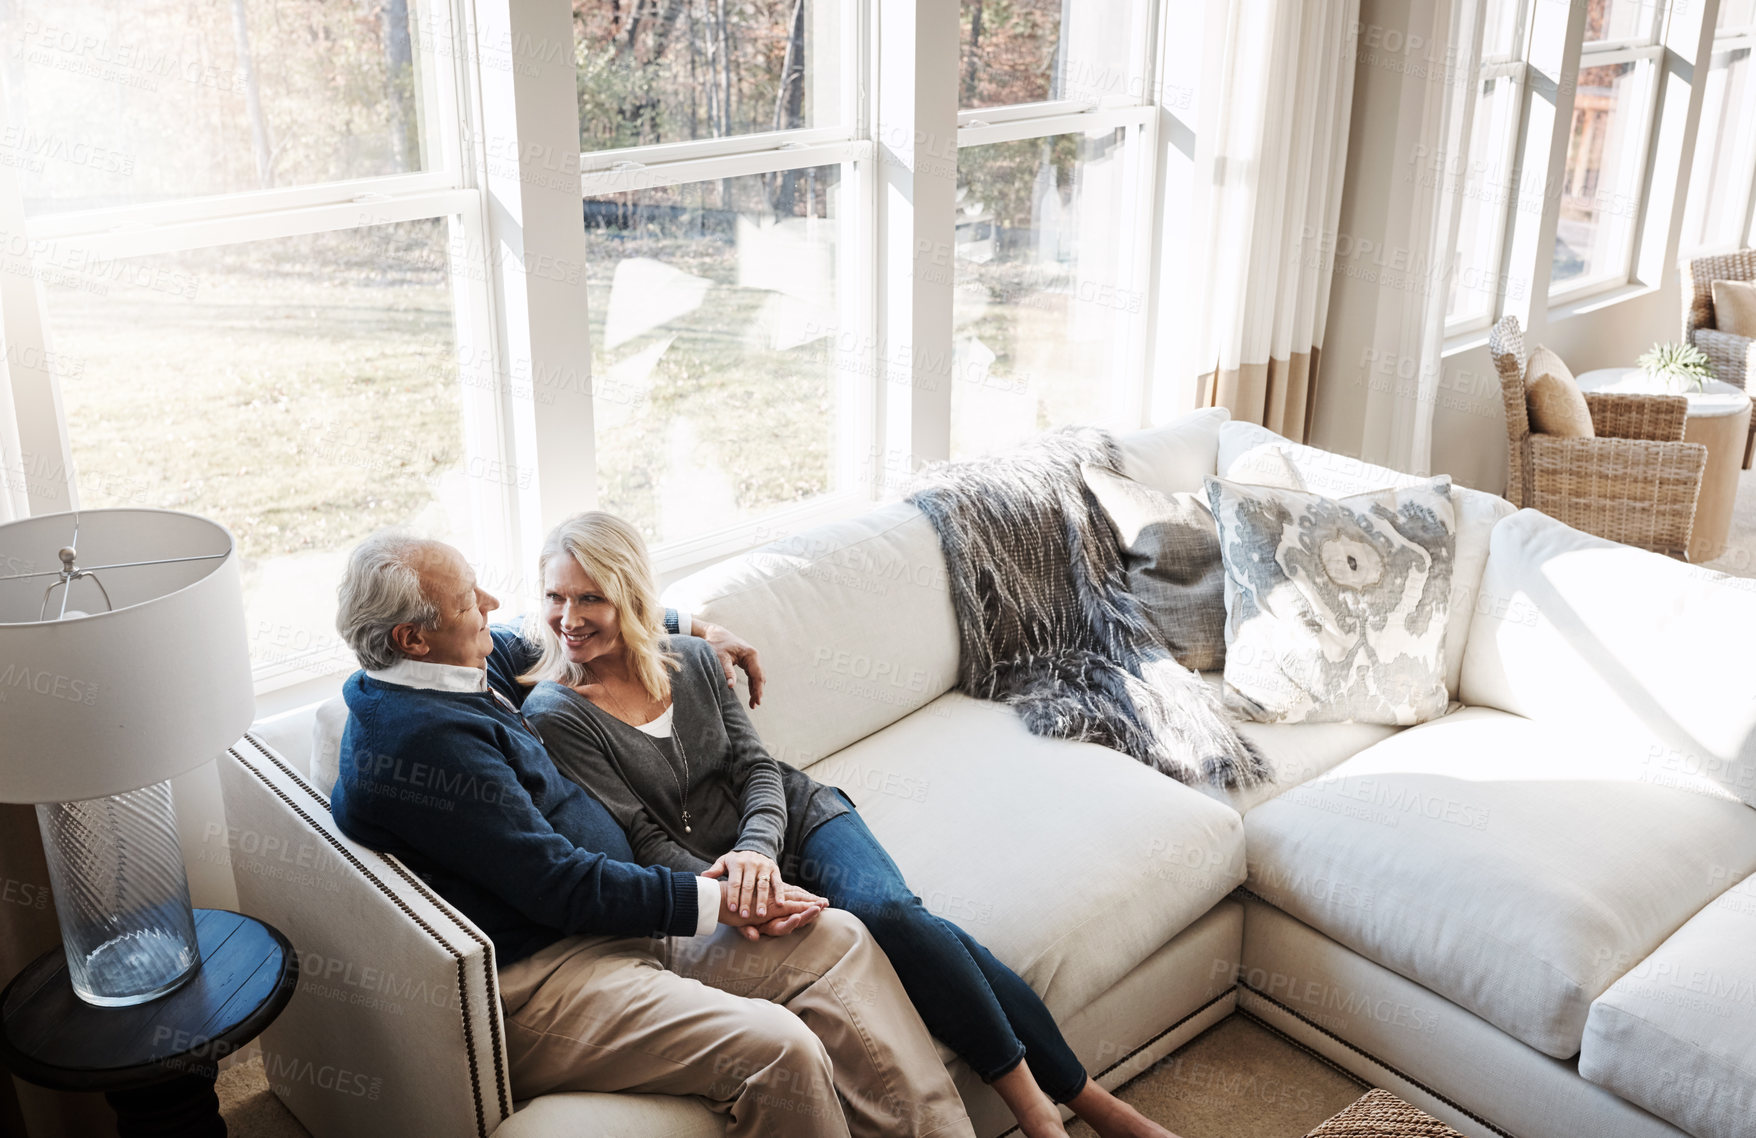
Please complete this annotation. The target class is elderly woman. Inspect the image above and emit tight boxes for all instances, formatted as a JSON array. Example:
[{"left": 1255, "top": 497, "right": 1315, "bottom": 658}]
[{"left": 519, "top": 512, "right": 1178, "bottom": 1138}]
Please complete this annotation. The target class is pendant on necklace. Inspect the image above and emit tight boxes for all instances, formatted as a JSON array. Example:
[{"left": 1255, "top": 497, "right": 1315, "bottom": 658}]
[{"left": 683, "top": 810, "right": 692, "bottom": 834}]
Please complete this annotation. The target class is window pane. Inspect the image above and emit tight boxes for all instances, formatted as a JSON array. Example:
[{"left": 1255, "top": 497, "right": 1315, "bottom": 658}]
[
  {"left": 959, "top": 0, "right": 1140, "bottom": 109},
  {"left": 1481, "top": 0, "right": 1523, "bottom": 59},
  {"left": 1719, "top": 0, "right": 1756, "bottom": 32},
  {"left": 46, "top": 221, "right": 468, "bottom": 674},
  {"left": 1551, "top": 61, "right": 1649, "bottom": 292},
  {"left": 952, "top": 129, "right": 1141, "bottom": 458},
  {"left": 1680, "top": 47, "right": 1755, "bottom": 253},
  {"left": 1582, "top": 0, "right": 1658, "bottom": 44},
  {"left": 3, "top": 0, "right": 430, "bottom": 214},
  {"left": 585, "top": 166, "right": 846, "bottom": 546},
  {"left": 574, "top": 1, "right": 841, "bottom": 152},
  {"left": 1447, "top": 75, "right": 1521, "bottom": 324}
]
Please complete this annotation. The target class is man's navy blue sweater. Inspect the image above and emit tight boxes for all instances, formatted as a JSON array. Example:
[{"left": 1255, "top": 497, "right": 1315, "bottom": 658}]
[{"left": 330, "top": 627, "right": 701, "bottom": 964}]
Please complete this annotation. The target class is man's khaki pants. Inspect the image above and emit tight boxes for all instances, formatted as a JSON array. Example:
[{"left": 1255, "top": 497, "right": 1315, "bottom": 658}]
[{"left": 498, "top": 909, "right": 976, "bottom": 1138}]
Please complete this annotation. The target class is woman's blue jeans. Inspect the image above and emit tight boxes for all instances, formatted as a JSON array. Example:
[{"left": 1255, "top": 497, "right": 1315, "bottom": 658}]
[{"left": 793, "top": 810, "right": 1088, "bottom": 1102}]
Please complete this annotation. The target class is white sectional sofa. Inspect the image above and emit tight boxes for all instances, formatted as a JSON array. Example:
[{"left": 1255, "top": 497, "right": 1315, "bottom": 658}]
[{"left": 227, "top": 411, "right": 1756, "bottom": 1138}]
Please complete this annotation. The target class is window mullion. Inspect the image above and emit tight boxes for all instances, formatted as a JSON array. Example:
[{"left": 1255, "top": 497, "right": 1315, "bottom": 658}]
[
  {"left": 472, "top": 0, "right": 597, "bottom": 580},
  {"left": 874, "top": 0, "right": 958, "bottom": 473}
]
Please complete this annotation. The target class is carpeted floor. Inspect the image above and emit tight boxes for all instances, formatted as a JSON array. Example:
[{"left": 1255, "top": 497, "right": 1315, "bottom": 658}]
[{"left": 216, "top": 1013, "right": 1366, "bottom": 1138}]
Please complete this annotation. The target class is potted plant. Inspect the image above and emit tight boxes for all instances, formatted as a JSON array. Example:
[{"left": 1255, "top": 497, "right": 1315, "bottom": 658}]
[{"left": 1636, "top": 341, "right": 1715, "bottom": 393}]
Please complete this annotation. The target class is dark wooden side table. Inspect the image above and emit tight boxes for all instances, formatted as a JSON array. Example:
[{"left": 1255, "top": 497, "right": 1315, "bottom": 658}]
[{"left": 0, "top": 908, "right": 298, "bottom": 1137}]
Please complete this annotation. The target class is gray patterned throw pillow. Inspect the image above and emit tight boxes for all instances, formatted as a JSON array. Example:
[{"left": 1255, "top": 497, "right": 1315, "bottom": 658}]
[
  {"left": 1082, "top": 463, "right": 1227, "bottom": 671},
  {"left": 1204, "top": 475, "right": 1456, "bottom": 725}
]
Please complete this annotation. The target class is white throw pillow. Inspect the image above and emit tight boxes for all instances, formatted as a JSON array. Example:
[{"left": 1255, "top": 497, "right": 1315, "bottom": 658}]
[
  {"left": 1206, "top": 475, "right": 1457, "bottom": 725},
  {"left": 1216, "top": 420, "right": 1514, "bottom": 698},
  {"left": 1116, "top": 407, "right": 1231, "bottom": 497}
]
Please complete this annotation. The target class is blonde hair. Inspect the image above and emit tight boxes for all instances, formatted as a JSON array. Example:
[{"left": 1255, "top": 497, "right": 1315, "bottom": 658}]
[{"left": 518, "top": 512, "right": 679, "bottom": 700}]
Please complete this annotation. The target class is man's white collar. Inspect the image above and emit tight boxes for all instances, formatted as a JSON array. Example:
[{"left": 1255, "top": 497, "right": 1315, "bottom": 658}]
[{"left": 366, "top": 656, "right": 488, "bottom": 693}]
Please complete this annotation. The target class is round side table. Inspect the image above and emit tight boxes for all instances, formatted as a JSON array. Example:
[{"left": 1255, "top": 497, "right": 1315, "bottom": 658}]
[
  {"left": 1575, "top": 367, "right": 1753, "bottom": 563},
  {"left": 0, "top": 908, "right": 298, "bottom": 1138}
]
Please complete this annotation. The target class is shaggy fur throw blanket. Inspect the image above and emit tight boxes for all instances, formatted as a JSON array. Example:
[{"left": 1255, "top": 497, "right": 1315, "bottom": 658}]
[{"left": 907, "top": 428, "right": 1268, "bottom": 788}]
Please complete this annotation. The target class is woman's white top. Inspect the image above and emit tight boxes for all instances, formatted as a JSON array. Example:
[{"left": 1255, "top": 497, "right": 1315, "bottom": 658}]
[{"left": 634, "top": 704, "right": 674, "bottom": 738}]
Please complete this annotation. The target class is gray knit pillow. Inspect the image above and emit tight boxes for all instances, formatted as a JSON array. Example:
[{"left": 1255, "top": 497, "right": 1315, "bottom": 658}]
[{"left": 1082, "top": 463, "right": 1227, "bottom": 672}]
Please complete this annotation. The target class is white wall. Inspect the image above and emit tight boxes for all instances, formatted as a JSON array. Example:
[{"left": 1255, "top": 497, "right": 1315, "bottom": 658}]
[{"left": 1314, "top": 0, "right": 1714, "bottom": 495}]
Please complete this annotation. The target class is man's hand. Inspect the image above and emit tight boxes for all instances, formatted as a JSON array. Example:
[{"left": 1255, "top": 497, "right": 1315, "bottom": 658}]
[
  {"left": 714, "top": 884, "right": 819, "bottom": 939},
  {"left": 694, "top": 619, "right": 765, "bottom": 708},
  {"left": 744, "top": 882, "right": 830, "bottom": 939},
  {"left": 704, "top": 849, "right": 785, "bottom": 919}
]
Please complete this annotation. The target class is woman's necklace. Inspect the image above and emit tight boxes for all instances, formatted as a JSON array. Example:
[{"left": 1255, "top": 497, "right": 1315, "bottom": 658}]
[{"left": 587, "top": 666, "right": 692, "bottom": 834}]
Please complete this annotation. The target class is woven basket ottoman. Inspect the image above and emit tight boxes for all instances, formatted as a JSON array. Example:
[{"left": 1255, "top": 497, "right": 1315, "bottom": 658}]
[{"left": 1305, "top": 1089, "right": 1467, "bottom": 1137}]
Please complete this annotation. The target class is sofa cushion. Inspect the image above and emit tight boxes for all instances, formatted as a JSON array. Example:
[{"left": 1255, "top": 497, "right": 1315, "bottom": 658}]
[
  {"left": 1243, "top": 706, "right": 1756, "bottom": 1060},
  {"left": 1215, "top": 421, "right": 1515, "bottom": 698},
  {"left": 1202, "top": 719, "right": 1401, "bottom": 817},
  {"left": 1461, "top": 508, "right": 1756, "bottom": 809},
  {"left": 662, "top": 501, "right": 959, "bottom": 769},
  {"left": 1116, "top": 406, "right": 1230, "bottom": 496},
  {"left": 804, "top": 692, "right": 1247, "bottom": 1019},
  {"left": 1580, "top": 871, "right": 1756, "bottom": 1138}
]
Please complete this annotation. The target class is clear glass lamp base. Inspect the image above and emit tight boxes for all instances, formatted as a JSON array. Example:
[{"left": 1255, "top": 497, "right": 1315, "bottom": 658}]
[{"left": 36, "top": 781, "right": 201, "bottom": 1007}]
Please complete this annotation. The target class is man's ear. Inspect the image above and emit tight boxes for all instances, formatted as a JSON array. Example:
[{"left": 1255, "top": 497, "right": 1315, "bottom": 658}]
[{"left": 390, "top": 622, "right": 430, "bottom": 659}]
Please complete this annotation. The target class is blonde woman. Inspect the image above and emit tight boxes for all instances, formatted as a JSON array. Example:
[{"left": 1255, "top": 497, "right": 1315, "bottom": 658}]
[{"left": 519, "top": 512, "right": 1180, "bottom": 1138}]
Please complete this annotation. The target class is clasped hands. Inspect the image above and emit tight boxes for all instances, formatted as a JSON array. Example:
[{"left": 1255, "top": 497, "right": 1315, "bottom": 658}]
[{"left": 703, "top": 849, "right": 829, "bottom": 941}]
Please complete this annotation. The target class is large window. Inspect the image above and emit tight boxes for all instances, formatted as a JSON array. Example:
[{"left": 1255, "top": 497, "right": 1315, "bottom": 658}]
[
  {"left": 0, "top": 0, "right": 1183, "bottom": 692},
  {"left": 2, "top": 0, "right": 489, "bottom": 687},
  {"left": 583, "top": 167, "right": 855, "bottom": 545},
  {"left": 1549, "top": 2, "right": 1663, "bottom": 297},
  {"left": 1445, "top": 0, "right": 1530, "bottom": 332},
  {"left": 5, "top": 0, "right": 434, "bottom": 213},
  {"left": 572, "top": 2, "right": 867, "bottom": 558},
  {"left": 950, "top": 0, "right": 1154, "bottom": 458},
  {"left": 1679, "top": 2, "right": 1756, "bottom": 254}
]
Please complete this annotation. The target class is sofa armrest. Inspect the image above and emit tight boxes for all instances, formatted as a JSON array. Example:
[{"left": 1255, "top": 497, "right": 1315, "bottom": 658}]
[
  {"left": 1690, "top": 327, "right": 1755, "bottom": 389},
  {"left": 1527, "top": 436, "right": 1706, "bottom": 558},
  {"left": 217, "top": 733, "right": 513, "bottom": 1138}
]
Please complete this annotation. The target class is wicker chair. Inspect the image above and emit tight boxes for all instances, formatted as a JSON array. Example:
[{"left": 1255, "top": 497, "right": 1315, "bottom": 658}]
[
  {"left": 1681, "top": 248, "right": 1756, "bottom": 468},
  {"left": 1489, "top": 315, "right": 1707, "bottom": 558}
]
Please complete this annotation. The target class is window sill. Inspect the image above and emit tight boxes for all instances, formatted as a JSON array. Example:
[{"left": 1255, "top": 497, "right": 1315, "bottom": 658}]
[
  {"left": 1441, "top": 327, "right": 1493, "bottom": 358},
  {"left": 1545, "top": 280, "right": 1660, "bottom": 325}
]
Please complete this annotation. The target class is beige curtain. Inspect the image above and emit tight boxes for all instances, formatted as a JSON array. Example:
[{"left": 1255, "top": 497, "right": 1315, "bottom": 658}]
[{"left": 1188, "top": 0, "right": 1358, "bottom": 443}]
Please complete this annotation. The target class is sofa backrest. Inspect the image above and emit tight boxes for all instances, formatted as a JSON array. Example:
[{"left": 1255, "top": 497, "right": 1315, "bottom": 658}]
[
  {"left": 1461, "top": 508, "right": 1756, "bottom": 808},
  {"left": 1216, "top": 421, "right": 1517, "bottom": 698},
  {"left": 661, "top": 501, "right": 960, "bottom": 769}
]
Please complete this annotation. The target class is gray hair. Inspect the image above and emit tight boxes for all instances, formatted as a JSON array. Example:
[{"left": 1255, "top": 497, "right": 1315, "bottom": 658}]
[{"left": 336, "top": 533, "right": 439, "bottom": 671}]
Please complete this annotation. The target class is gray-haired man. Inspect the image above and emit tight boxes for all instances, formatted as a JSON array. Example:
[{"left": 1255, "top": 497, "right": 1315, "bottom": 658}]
[{"left": 328, "top": 534, "right": 974, "bottom": 1138}]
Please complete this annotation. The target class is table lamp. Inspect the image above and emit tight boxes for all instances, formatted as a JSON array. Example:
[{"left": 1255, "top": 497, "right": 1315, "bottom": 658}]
[{"left": 0, "top": 508, "right": 253, "bottom": 1006}]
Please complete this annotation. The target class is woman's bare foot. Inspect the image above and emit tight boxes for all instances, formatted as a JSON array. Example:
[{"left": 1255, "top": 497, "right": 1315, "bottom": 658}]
[
  {"left": 1067, "top": 1077, "right": 1182, "bottom": 1138},
  {"left": 991, "top": 1061, "right": 1070, "bottom": 1138}
]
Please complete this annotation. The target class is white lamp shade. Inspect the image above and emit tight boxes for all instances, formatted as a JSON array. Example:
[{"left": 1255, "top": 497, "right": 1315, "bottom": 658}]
[{"left": 0, "top": 509, "right": 254, "bottom": 803}]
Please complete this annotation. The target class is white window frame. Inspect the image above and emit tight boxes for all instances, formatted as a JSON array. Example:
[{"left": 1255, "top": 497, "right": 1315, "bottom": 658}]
[
  {"left": 1546, "top": 37, "right": 1666, "bottom": 303},
  {"left": 1679, "top": 23, "right": 1756, "bottom": 256},
  {"left": 1443, "top": 0, "right": 1533, "bottom": 337}
]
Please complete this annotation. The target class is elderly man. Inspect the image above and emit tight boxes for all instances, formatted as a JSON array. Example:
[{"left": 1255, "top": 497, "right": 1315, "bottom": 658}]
[{"left": 328, "top": 533, "right": 974, "bottom": 1138}]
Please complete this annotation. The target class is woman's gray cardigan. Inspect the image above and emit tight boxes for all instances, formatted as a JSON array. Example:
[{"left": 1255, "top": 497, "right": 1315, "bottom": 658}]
[{"left": 522, "top": 636, "right": 849, "bottom": 877}]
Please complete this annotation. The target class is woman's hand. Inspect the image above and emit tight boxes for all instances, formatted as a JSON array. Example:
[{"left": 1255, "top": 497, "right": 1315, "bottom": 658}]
[
  {"left": 696, "top": 619, "right": 766, "bottom": 707},
  {"left": 705, "top": 849, "right": 786, "bottom": 919}
]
